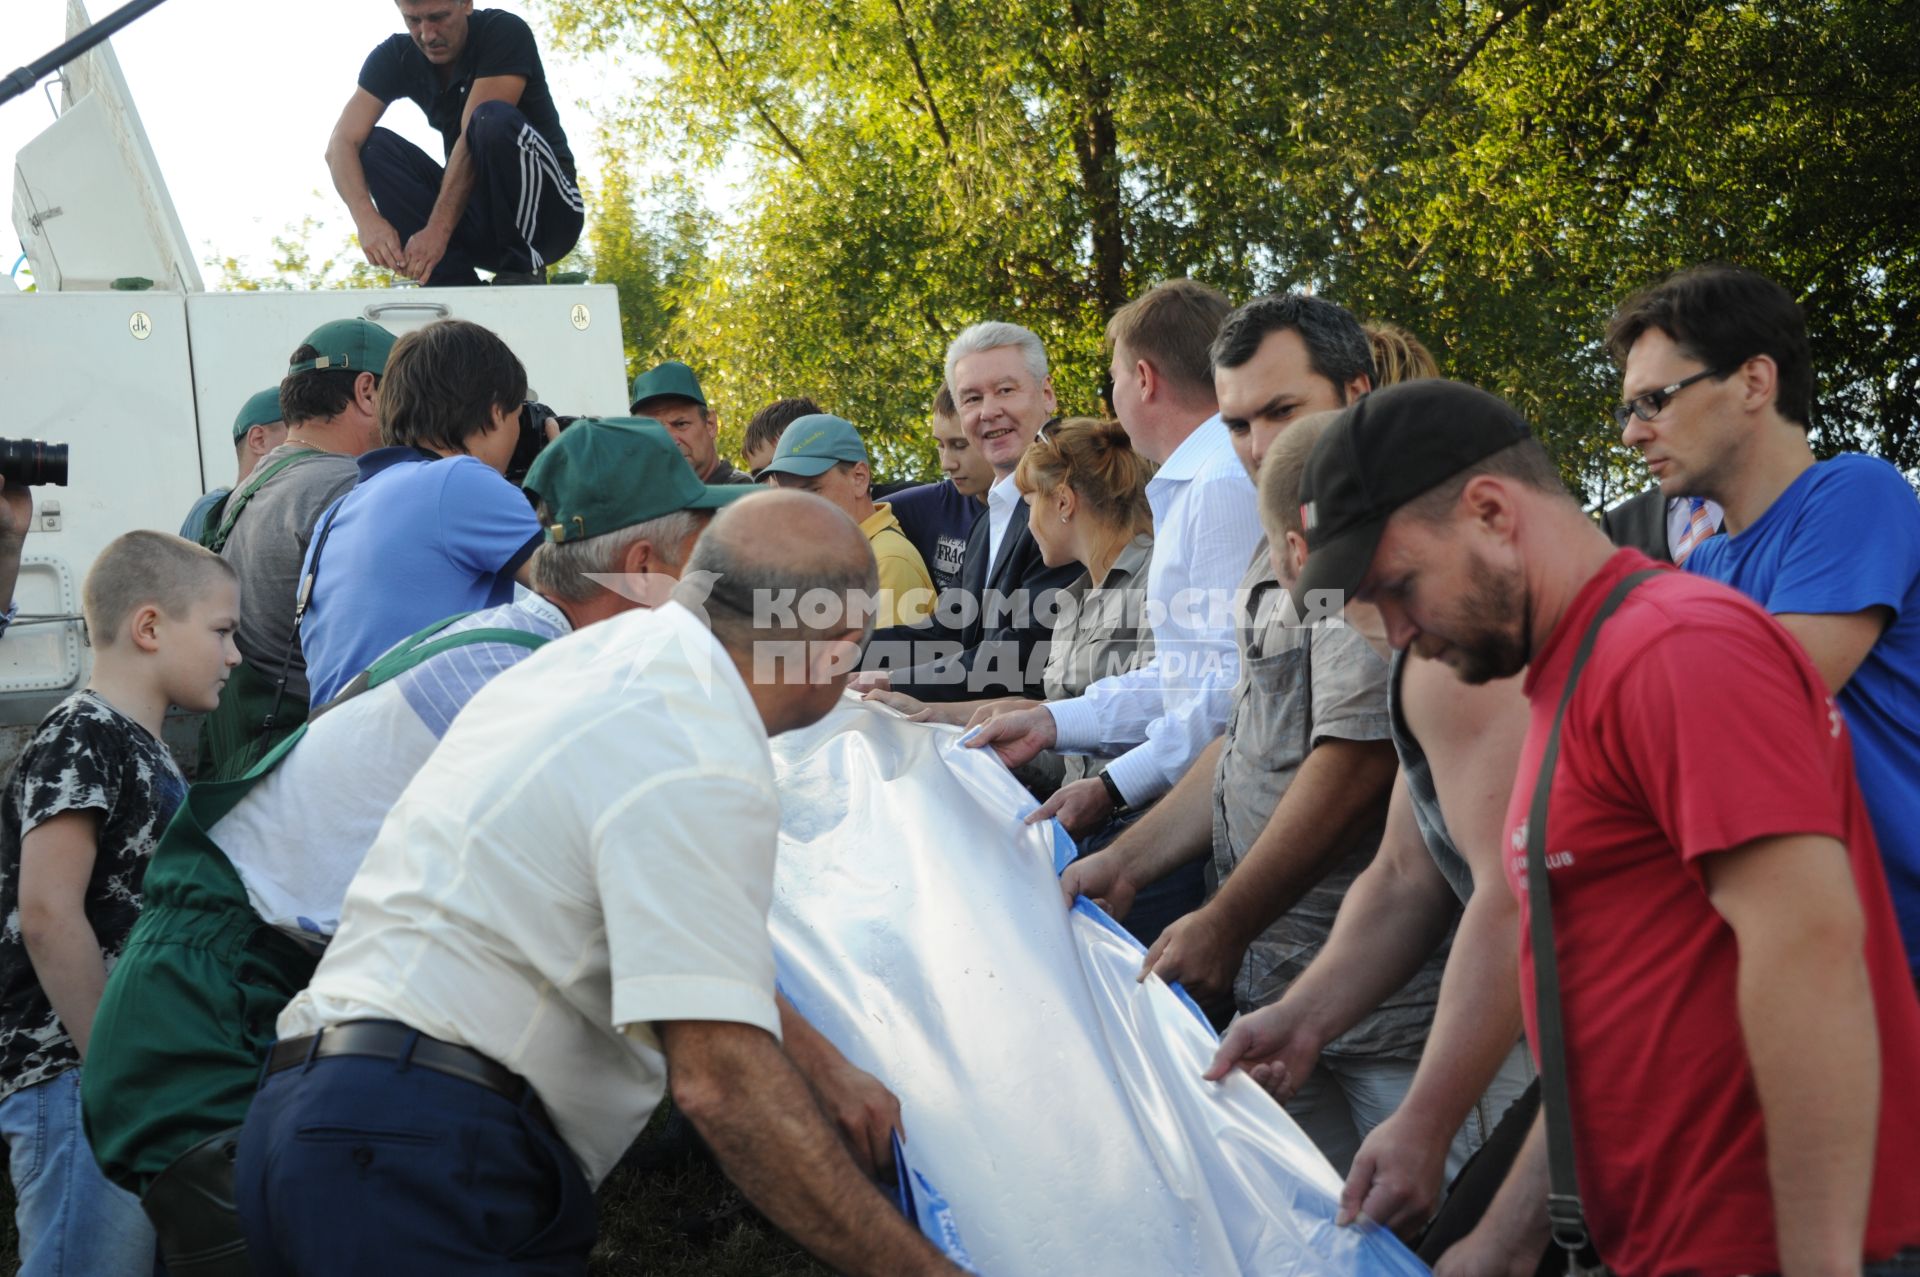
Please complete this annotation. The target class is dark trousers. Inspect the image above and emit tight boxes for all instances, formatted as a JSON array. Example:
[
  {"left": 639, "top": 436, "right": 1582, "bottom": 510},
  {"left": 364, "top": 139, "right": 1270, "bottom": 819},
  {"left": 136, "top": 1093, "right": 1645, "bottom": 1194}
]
[
  {"left": 1416, "top": 1079, "right": 1558, "bottom": 1275},
  {"left": 234, "top": 1052, "right": 596, "bottom": 1275},
  {"left": 1076, "top": 807, "right": 1207, "bottom": 950},
  {"left": 360, "top": 101, "right": 585, "bottom": 284},
  {"left": 143, "top": 1128, "right": 248, "bottom": 1277}
]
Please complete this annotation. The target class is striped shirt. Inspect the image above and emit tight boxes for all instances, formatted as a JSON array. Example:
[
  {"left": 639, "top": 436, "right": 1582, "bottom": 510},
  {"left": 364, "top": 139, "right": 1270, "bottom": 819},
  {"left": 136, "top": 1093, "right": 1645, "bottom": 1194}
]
[{"left": 213, "top": 594, "right": 571, "bottom": 942}]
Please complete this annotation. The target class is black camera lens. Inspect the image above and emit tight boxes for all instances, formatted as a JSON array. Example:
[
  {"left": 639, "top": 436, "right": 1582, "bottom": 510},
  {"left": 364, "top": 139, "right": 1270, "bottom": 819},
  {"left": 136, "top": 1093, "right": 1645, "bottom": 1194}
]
[{"left": 0, "top": 438, "right": 68, "bottom": 487}]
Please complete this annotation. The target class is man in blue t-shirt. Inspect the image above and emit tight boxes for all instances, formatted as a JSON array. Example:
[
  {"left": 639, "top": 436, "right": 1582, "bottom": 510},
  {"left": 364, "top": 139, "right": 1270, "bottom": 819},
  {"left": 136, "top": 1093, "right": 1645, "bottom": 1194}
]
[
  {"left": 1608, "top": 264, "right": 1920, "bottom": 976},
  {"left": 888, "top": 384, "right": 993, "bottom": 593},
  {"left": 324, "top": 2, "right": 582, "bottom": 285},
  {"left": 297, "top": 320, "right": 546, "bottom": 706}
]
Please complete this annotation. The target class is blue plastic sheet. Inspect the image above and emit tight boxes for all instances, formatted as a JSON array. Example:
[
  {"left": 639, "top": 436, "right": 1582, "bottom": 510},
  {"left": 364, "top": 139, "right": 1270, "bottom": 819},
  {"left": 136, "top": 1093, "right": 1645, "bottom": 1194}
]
[{"left": 768, "top": 697, "right": 1431, "bottom": 1275}]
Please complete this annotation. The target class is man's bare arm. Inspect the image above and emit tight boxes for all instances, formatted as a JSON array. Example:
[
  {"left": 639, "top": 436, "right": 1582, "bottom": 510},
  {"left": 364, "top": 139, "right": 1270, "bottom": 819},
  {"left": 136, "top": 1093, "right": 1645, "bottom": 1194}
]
[
  {"left": 324, "top": 89, "right": 402, "bottom": 271},
  {"left": 1707, "top": 833, "right": 1878, "bottom": 1276},
  {"left": 402, "top": 75, "right": 526, "bottom": 282},
  {"left": 1433, "top": 1112, "right": 1550, "bottom": 1277},
  {"left": 1141, "top": 737, "right": 1396, "bottom": 1004},
  {"left": 662, "top": 1020, "right": 959, "bottom": 1277},
  {"left": 0, "top": 479, "right": 31, "bottom": 618},
  {"left": 1775, "top": 609, "right": 1892, "bottom": 695},
  {"left": 1337, "top": 658, "right": 1533, "bottom": 1230},
  {"left": 776, "top": 995, "right": 902, "bottom": 1178},
  {"left": 1057, "top": 737, "right": 1222, "bottom": 919}
]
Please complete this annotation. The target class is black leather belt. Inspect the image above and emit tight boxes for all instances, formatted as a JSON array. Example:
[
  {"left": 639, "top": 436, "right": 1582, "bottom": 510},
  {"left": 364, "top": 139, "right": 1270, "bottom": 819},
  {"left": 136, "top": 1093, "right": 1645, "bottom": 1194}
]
[{"left": 265, "top": 1020, "right": 541, "bottom": 1116}]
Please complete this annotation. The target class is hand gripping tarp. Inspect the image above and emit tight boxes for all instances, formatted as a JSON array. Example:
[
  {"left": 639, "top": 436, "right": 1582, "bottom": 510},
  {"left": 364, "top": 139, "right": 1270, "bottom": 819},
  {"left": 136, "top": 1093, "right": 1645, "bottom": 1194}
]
[{"left": 767, "top": 697, "right": 1430, "bottom": 1275}]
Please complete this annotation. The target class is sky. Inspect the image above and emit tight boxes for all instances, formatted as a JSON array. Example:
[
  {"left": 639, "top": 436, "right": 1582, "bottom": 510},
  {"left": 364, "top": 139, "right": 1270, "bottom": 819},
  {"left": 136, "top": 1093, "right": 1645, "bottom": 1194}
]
[{"left": 1, "top": 0, "right": 656, "bottom": 286}]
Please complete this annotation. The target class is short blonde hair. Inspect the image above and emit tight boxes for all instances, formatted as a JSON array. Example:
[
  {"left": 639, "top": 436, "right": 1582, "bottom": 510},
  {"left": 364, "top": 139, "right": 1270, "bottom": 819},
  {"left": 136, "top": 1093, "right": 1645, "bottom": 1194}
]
[
  {"left": 83, "top": 530, "right": 235, "bottom": 645},
  {"left": 1258, "top": 410, "right": 1344, "bottom": 541}
]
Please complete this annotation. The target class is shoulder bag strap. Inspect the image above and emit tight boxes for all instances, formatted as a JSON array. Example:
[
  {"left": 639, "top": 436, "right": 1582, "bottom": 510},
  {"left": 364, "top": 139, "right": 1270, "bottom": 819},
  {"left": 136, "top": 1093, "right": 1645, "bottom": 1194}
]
[
  {"left": 202, "top": 448, "right": 325, "bottom": 553},
  {"left": 308, "top": 614, "right": 551, "bottom": 720},
  {"left": 1528, "top": 567, "right": 1661, "bottom": 1264},
  {"left": 242, "top": 494, "right": 350, "bottom": 773}
]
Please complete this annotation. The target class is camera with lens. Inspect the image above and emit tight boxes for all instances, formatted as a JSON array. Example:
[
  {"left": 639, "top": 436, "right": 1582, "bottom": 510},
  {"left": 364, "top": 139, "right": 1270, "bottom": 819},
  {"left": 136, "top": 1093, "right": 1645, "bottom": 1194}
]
[
  {"left": 506, "top": 401, "right": 575, "bottom": 489},
  {"left": 0, "top": 438, "right": 69, "bottom": 487}
]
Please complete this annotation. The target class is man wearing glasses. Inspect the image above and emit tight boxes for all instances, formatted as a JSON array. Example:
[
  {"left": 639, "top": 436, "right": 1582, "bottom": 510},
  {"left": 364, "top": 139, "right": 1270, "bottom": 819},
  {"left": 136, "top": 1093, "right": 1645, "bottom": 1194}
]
[{"left": 1607, "top": 263, "right": 1920, "bottom": 986}]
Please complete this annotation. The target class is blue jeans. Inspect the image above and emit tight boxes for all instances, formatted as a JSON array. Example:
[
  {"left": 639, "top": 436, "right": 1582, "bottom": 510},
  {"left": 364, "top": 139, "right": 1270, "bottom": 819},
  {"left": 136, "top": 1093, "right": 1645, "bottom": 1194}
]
[
  {"left": 236, "top": 1051, "right": 596, "bottom": 1276},
  {"left": 0, "top": 1068, "right": 156, "bottom": 1276}
]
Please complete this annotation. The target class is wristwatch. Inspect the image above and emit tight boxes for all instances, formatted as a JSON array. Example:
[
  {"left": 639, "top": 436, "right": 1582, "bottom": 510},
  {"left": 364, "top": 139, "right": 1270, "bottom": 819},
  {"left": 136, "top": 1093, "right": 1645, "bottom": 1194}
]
[{"left": 1099, "top": 770, "right": 1126, "bottom": 812}]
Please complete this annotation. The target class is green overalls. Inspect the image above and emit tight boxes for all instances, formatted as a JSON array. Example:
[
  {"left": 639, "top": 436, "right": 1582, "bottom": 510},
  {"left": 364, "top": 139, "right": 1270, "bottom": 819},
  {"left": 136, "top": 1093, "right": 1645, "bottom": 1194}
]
[{"left": 82, "top": 616, "right": 549, "bottom": 1275}]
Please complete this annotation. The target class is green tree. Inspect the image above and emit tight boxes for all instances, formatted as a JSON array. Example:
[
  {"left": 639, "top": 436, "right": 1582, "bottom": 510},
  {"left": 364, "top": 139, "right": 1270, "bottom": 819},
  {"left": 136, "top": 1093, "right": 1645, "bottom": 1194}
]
[
  {"left": 379, "top": 2, "right": 1920, "bottom": 488},
  {"left": 208, "top": 210, "right": 399, "bottom": 291},
  {"left": 576, "top": 154, "right": 713, "bottom": 376}
]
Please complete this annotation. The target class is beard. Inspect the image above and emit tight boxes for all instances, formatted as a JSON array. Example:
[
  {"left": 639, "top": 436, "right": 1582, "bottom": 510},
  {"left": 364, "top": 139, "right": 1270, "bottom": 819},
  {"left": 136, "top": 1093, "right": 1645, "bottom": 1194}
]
[{"left": 1425, "top": 553, "right": 1529, "bottom": 685}]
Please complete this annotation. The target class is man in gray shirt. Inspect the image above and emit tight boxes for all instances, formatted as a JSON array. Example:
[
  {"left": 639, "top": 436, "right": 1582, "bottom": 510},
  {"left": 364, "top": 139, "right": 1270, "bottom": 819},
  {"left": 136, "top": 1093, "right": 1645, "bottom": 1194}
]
[
  {"left": 202, "top": 319, "right": 394, "bottom": 778},
  {"left": 1060, "top": 296, "right": 1448, "bottom": 1175}
]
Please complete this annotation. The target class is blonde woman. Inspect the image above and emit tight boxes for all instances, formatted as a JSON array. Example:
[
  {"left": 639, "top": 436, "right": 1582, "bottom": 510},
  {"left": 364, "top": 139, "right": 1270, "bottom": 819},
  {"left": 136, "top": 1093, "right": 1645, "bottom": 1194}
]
[
  {"left": 1363, "top": 321, "right": 1439, "bottom": 385},
  {"left": 866, "top": 418, "right": 1155, "bottom": 791}
]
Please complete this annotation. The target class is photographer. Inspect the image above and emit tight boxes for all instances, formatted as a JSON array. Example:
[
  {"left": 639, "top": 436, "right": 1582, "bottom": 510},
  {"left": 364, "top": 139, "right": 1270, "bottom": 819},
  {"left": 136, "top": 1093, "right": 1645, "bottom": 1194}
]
[
  {"left": 0, "top": 477, "right": 30, "bottom": 637},
  {"left": 296, "top": 319, "right": 547, "bottom": 707}
]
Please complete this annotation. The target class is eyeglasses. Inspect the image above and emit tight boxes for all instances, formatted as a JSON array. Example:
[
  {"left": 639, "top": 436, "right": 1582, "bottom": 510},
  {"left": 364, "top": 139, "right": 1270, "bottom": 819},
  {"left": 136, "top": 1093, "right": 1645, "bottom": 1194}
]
[{"left": 1612, "top": 367, "right": 1725, "bottom": 429}]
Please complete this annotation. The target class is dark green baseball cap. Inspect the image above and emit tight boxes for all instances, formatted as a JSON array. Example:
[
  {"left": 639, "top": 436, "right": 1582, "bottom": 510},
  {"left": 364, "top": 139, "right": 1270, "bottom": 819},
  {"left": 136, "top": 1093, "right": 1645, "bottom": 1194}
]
[
  {"left": 628, "top": 360, "right": 706, "bottom": 413},
  {"left": 523, "top": 418, "right": 754, "bottom": 544},
  {"left": 232, "top": 387, "right": 284, "bottom": 440},
  {"left": 759, "top": 414, "right": 868, "bottom": 478},
  {"left": 288, "top": 318, "right": 398, "bottom": 376}
]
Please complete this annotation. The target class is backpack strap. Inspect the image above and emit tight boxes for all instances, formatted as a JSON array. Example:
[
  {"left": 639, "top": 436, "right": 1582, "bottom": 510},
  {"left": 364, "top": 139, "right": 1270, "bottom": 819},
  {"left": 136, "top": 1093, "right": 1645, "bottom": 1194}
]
[
  {"left": 307, "top": 613, "right": 551, "bottom": 720},
  {"left": 201, "top": 448, "right": 326, "bottom": 553},
  {"left": 1529, "top": 567, "right": 1662, "bottom": 1265}
]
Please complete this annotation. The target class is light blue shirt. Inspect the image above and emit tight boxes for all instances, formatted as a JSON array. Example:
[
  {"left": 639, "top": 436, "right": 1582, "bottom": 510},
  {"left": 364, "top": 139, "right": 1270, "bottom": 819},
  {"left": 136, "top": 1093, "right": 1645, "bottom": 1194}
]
[{"left": 1048, "top": 416, "right": 1263, "bottom": 803}]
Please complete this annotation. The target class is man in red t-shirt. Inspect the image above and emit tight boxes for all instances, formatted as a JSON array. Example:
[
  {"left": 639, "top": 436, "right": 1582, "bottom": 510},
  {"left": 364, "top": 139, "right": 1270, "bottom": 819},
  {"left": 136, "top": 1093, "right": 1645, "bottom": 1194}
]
[{"left": 1286, "top": 378, "right": 1920, "bottom": 1277}]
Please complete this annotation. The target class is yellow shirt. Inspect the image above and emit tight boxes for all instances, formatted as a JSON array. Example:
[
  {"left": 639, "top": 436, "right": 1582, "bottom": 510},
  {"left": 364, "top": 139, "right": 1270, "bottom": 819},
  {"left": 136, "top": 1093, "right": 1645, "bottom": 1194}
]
[{"left": 860, "top": 503, "right": 936, "bottom": 628}]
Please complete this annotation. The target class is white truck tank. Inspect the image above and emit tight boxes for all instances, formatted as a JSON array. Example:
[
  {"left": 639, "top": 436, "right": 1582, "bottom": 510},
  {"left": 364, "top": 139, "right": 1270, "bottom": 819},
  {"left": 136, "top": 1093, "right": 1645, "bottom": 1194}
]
[{"left": 1, "top": 2, "right": 629, "bottom": 764}]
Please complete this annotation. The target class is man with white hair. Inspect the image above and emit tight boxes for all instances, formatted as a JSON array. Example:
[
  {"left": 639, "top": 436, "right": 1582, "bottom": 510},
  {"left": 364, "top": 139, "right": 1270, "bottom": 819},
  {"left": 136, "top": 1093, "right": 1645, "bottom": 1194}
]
[
  {"left": 963, "top": 280, "right": 1260, "bottom": 842},
  {"left": 869, "top": 321, "right": 1082, "bottom": 701}
]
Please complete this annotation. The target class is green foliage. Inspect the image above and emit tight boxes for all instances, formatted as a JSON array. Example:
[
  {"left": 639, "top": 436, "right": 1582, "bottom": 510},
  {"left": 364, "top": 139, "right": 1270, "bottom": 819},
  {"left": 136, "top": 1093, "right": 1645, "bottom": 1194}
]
[
  {"left": 209, "top": 210, "right": 399, "bottom": 292},
  {"left": 577, "top": 156, "right": 713, "bottom": 378},
  {"left": 539, "top": 0, "right": 1918, "bottom": 493}
]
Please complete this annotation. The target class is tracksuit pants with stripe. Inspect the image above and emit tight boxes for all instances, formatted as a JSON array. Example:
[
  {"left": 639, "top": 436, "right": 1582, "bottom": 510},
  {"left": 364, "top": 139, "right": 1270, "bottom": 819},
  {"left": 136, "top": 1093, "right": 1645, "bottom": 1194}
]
[{"left": 360, "top": 100, "right": 584, "bottom": 284}]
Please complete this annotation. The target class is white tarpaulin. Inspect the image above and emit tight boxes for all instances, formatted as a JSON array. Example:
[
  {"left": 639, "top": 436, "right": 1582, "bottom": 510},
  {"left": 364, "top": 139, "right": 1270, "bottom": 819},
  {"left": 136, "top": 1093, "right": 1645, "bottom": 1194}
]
[{"left": 768, "top": 696, "right": 1430, "bottom": 1275}]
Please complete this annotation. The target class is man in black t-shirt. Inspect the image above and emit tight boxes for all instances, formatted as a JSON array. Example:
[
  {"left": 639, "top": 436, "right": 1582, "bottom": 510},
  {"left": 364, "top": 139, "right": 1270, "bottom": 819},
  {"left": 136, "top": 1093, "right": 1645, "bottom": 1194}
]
[{"left": 325, "top": 1, "right": 583, "bottom": 285}]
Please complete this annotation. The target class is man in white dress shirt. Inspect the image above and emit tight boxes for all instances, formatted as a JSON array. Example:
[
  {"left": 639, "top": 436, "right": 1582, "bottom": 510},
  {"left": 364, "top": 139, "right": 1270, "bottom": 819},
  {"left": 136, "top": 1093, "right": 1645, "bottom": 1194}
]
[
  {"left": 233, "top": 490, "right": 964, "bottom": 1277},
  {"left": 966, "top": 281, "right": 1264, "bottom": 859}
]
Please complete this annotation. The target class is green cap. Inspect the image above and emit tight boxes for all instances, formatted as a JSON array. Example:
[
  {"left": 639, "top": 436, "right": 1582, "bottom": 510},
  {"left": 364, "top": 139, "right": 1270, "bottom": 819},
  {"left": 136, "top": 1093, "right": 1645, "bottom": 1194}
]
[
  {"left": 628, "top": 360, "right": 706, "bottom": 412},
  {"left": 760, "top": 414, "right": 868, "bottom": 478},
  {"left": 288, "top": 318, "right": 398, "bottom": 376},
  {"left": 523, "top": 418, "right": 754, "bottom": 544},
  {"left": 232, "top": 387, "right": 284, "bottom": 440}
]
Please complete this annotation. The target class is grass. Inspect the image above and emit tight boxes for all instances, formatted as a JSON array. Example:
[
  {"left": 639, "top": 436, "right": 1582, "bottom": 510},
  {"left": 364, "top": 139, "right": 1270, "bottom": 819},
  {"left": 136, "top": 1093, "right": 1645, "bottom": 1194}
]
[
  {"left": 0, "top": 1108, "right": 833, "bottom": 1277},
  {"left": 590, "top": 1159, "right": 832, "bottom": 1276}
]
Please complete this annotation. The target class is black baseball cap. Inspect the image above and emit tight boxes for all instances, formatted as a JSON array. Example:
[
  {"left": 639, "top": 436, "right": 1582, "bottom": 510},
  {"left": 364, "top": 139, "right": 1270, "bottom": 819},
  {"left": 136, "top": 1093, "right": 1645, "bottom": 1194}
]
[{"left": 1295, "top": 379, "right": 1533, "bottom": 600}]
